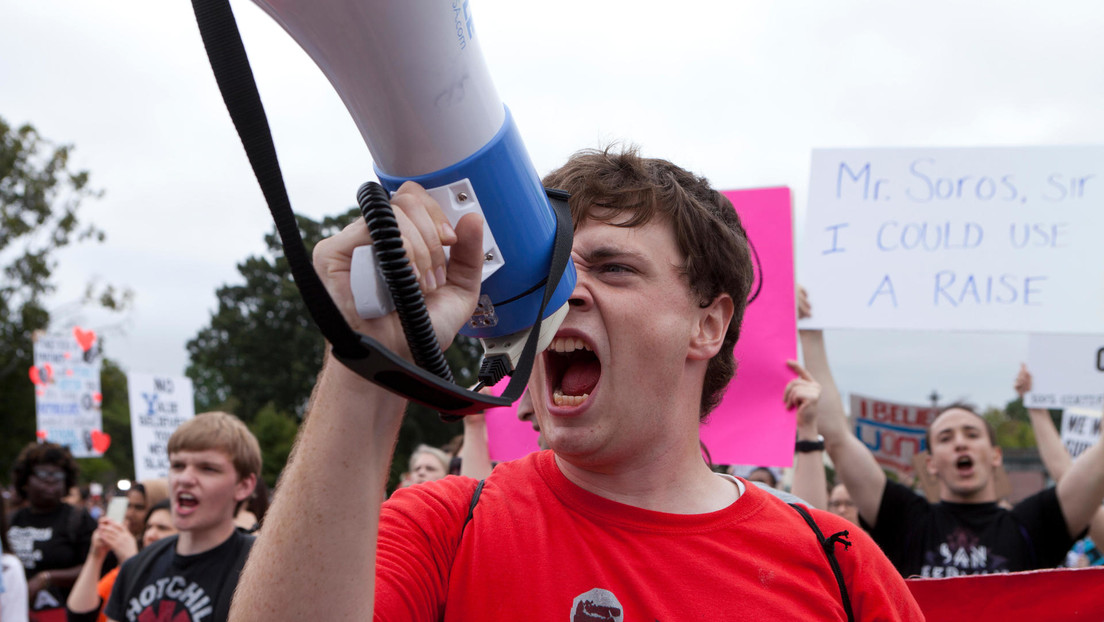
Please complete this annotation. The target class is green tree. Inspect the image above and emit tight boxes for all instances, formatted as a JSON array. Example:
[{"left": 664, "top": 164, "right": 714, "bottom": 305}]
[
  {"left": 186, "top": 211, "right": 357, "bottom": 419},
  {"left": 186, "top": 210, "right": 480, "bottom": 489},
  {"left": 0, "top": 117, "right": 128, "bottom": 483},
  {"left": 986, "top": 396, "right": 1062, "bottom": 451}
]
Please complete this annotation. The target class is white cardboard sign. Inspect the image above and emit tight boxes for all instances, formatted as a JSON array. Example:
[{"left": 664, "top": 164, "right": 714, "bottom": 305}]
[
  {"left": 1060, "top": 407, "right": 1102, "bottom": 459},
  {"left": 801, "top": 147, "right": 1104, "bottom": 332},
  {"left": 127, "top": 373, "right": 195, "bottom": 481},
  {"left": 32, "top": 330, "right": 104, "bottom": 458},
  {"left": 1025, "top": 333, "right": 1104, "bottom": 410}
]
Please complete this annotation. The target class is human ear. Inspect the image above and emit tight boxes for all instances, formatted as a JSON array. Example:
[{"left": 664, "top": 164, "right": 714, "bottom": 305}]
[
  {"left": 235, "top": 473, "right": 258, "bottom": 503},
  {"left": 688, "top": 294, "right": 734, "bottom": 361}
]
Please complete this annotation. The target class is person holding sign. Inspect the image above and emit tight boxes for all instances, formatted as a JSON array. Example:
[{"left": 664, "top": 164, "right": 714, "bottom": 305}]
[
  {"left": 1015, "top": 365, "right": 1104, "bottom": 566},
  {"left": 801, "top": 289, "right": 1104, "bottom": 577},
  {"left": 230, "top": 148, "right": 920, "bottom": 620}
]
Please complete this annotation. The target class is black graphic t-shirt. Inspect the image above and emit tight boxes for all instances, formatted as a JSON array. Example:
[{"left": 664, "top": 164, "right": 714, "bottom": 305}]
[
  {"left": 6, "top": 503, "right": 96, "bottom": 609},
  {"left": 865, "top": 480, "right": 1077, "bottom": 577},
  {"left": 104, "top": 530, "right": 254, "bottom": 622}
]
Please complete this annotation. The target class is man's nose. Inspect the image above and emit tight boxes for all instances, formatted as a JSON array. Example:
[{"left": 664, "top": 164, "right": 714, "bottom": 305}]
[{"left": 567, "top": 263, "right": 593, "bottom": 310}]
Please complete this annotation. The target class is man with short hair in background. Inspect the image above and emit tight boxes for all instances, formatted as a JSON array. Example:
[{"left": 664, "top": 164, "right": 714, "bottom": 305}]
[{"left": 803, "top": 300, "right": 1104, "bottom": 576}]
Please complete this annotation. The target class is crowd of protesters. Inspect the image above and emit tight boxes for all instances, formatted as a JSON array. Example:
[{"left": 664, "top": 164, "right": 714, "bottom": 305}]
[{"left": 3, "top": 149, "right": 1103, "bottom": 622}]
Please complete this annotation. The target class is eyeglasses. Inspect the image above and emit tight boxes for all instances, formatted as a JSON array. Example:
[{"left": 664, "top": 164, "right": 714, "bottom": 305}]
[
  {"left": 31, "top": 468, "right": 65, "bottom": 483},
  {"left": 828, "top": 500, "right": 855, "bottom": 509}
]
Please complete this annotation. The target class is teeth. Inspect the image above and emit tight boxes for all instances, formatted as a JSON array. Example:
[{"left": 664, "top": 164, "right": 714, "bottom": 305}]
[
  {"left": 548, "top": 337, "right": 591, "bottom": 354},
  {"left": 552, "top": 388, "right": 589, "bottom": 407}
]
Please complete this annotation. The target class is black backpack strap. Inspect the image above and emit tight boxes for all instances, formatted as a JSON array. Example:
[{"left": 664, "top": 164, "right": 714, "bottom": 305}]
[
  {"left": 789, "top": 503, "right": 854, "bottom": 622},
  {"left": 213, "top": 532, "right": 255, "bottom": 622},
  {"left": 461, "top": 480, "right": 486, "bottom": 536}
]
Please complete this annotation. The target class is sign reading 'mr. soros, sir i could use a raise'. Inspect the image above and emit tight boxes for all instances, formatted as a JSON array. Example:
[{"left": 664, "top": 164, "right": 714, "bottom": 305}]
[{"left": 801, "top": 146, "right": 1104, "bottom": 333}]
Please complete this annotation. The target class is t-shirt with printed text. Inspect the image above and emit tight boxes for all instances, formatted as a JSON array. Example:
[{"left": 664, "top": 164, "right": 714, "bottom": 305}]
[
  {"left": 104, "top": 530, "right": 253, "bottom": 622},
  {"left": 864, "top": 479, "right": 1077, "bottom": 577}
]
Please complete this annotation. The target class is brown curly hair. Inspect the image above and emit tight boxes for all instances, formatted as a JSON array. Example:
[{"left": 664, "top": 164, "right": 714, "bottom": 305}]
[{"left": 542, "top": 146, "right": 755, "bottom": 418}]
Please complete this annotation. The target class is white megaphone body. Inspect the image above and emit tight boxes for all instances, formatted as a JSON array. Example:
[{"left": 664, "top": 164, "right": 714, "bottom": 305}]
[{"left": 251, "top": 0, "right": 576, "bottom": 371}]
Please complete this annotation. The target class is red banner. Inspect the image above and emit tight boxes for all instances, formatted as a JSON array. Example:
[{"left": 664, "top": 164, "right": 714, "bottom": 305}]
[{"left": 907, "top": 567, "right": 1104, "bottom": 621}]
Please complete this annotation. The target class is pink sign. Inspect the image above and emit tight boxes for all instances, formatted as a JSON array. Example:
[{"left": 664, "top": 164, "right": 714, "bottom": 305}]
[
  {"left": 485, "top": 378, "right": 540, "bottom": 461},
  {"left": 485, "top": 187, "right": 797, "bottom": 466}
]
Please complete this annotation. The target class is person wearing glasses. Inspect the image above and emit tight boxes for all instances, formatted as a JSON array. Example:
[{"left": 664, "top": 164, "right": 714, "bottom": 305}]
[{"left": 6, "top": 441, "right": 97, "bottom": 616}]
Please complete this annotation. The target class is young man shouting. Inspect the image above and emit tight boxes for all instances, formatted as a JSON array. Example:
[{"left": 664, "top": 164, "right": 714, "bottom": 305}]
[
  {"left": 233, "top": 148, "right": 921, "bottom": 620},
  {"left": 800, "top": 304, "right": 1104, "bottom": 577},
  {"left": 103, "top": 412, "right": 260, "bottom": 622}
]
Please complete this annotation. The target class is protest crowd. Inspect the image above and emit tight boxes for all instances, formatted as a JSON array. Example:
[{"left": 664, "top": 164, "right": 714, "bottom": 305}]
[{"left": 4, "top": 146, "right": 1104, "bottom": 621}]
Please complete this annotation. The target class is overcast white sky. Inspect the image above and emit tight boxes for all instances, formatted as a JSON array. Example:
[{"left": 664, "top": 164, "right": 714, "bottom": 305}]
[{"left": 4, "top": 0, "right": 1103, "bottom": 412}]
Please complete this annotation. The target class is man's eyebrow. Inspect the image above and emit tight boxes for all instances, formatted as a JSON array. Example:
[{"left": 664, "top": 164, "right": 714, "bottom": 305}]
[{"left": 575, "top": 246, "right": 649, "bottom": 264}]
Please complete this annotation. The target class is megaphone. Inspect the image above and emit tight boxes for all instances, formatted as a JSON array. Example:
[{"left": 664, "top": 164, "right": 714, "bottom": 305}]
[{"left": 251, "top": 0, "right": 577, "bottom": 382}]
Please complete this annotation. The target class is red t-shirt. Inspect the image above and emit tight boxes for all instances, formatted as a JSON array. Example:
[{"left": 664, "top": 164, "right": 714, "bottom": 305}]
[{"left": 376, "top": 450, "right": 922, "bottom": 621}]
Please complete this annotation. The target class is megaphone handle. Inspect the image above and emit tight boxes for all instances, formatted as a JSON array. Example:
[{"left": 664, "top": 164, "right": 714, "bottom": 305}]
[{"left": 357, "top": 181, "right": 455, "bottom": 383}]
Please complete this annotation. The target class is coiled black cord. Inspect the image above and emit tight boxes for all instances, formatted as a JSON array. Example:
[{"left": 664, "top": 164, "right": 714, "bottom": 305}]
[{"left": 357, "top": 181, "right": 454, "bottom": 384}]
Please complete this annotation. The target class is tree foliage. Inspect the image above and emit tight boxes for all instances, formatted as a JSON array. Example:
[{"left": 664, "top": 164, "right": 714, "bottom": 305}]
[
  {"left": 983, "top": 397, "right": 1062, "bottom": 450},
  {"left": 186, "top": 209, "right": 480, "bottom": 489},
  {"left": 186, "top": 211, "right": 357, "bottom": 419},
  {"left": 0, "top": 117, "right": 129, "bottom": 483}
]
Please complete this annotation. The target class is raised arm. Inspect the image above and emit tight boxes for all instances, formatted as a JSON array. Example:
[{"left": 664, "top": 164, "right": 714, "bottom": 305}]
[
  {"left": 1016, "top": 364, "right": 1104, "bottom": 541},
  {"left": 797, "top": 287, "right": 887, "bottom": 527},
  {"left": 1056, "top": 423, "right": 1104, "bottom": 539},
  {"left": 1015, "top": 364, "right": 1072, "bottom": 479},
  {"left": 67, "top": 518, "right": 137, "bottom": 615},
  {"left": 459, "top": 411, "right": 493, "bottom": 480},
  {"left": 786, "top": 361, "right": 828, "bottom": 510},
  {"left": 229, "top": 182, "right": 485, "bottom": 621}
]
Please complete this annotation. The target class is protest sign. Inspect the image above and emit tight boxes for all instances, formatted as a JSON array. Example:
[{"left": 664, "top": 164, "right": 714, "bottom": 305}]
[
  {"left": 1024, "top": 333, "right": 1104, "bottom": 410},
  {"left": 1060, "top": 407, "right": 1102, "bottom": 460},
  {"left": 801, "top": 146, "right": 1104, "bottom": 333},
  {"left": 485, "top": 187, "right": 797, "bottom": 466},
  {"left": 485, "top": 389, "right": 541, "bottom": 462},
  {"left": 127, "top": 373, "right": 196, "bottom": 481},
  {"left": 850, "top": 394, "right": 938, "bottom": 482},
  {"left": 31, "top": 328, "right": 105, "bottom": 458}
]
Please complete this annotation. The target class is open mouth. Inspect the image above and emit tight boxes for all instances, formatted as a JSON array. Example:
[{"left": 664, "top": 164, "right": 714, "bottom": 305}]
[
  {"left": 544, "top": 336, "right": 601, "bottom": 408},
  {"left": 176, "top": 492, "right": 198, "bottom": 512},
  {"left": 955, "top": 455, "right": 974, "bottom": 474}
]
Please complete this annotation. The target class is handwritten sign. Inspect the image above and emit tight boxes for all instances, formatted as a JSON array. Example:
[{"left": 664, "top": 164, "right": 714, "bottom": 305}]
[
  {"left": 32, "top": 330, "right": 104, "bottom": 458},
  {"left": 484, "top": 187, "right": 798, "bottom": 466},
  {"left": 801, "top": 147, "right": 1104, "bottom": 333},
  {"left": 1025, "top": 333, "right": 1104, "bottom": 410},
  {"left": 127, "top": 373, "right": 196, "bottom": 481},
  {"left": 1061, "top": 407, "right": 1102, "bottom": 459},
  {"left": 851, "top": 394, "right": 939, "bottom": 482}
]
